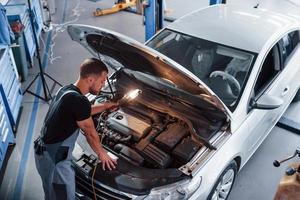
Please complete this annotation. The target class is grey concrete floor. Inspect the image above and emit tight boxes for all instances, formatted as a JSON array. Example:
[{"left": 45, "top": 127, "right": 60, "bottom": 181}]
[{"left": 0, "top": 0, "right": 299, "bottom": 200}]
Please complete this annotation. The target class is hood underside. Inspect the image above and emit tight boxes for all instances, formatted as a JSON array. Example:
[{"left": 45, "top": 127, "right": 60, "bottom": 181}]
[{"left": 67, "top": 24, "right": 230, "bottom": 119}]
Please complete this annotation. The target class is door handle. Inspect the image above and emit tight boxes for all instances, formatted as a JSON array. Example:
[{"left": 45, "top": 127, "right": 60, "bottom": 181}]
[{"left": 281, "top": 86, "right": 289, "bottom": 97}]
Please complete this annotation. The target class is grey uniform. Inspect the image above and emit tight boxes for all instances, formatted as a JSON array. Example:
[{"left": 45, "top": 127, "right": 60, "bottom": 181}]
[
  {"left": 34, "top": 85, "right": 91, "bottom": 200},
  {"left": 34, "top": 129, "right": 79, "bottom": 200}
]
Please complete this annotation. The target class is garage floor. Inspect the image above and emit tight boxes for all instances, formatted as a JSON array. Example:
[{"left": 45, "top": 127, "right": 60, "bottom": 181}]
[{"left": 0, "top": 0, "right": 299, "bottom": 199}]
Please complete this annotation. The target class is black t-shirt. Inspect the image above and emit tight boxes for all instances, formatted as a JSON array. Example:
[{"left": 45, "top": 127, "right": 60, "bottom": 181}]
[{"left": 42, "top": 84, "right": 91, "bottom": 144}]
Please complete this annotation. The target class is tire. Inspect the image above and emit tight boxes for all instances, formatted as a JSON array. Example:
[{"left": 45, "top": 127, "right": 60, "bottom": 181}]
[
  {"left": 292, "top": 89, "right": 300, "bottom": 102},
  {"left": 207, "top": 161, "right": 238, "bottom": 200}
]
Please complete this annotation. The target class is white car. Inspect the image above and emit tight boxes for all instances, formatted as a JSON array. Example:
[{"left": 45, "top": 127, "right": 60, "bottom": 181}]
[{"left": 69, "top": 4, "right": 300, "bottom": 200}]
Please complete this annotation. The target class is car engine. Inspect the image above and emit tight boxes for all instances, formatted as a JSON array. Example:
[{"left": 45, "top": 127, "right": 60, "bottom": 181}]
[{"left": 94, "top": 103, "right": 203, "bottom": 169}]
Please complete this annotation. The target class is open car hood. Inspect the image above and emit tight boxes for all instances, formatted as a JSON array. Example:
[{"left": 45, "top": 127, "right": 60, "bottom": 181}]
[{"left": 67, "top": 24, "right": 231, "bottom": 120}]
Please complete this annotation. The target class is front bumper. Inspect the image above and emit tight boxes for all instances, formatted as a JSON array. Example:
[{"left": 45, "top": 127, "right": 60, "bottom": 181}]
[
  {"left": 72, "top": 152, "right": 186, "bottom": 200},
  {"left": 75, "top": 166, "right": 133, "bottom": 200}
]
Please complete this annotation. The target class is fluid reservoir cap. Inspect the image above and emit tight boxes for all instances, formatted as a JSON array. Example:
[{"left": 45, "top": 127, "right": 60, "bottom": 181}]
[{"left": 116, "top": 115, "right": 123, "bottom": 120}]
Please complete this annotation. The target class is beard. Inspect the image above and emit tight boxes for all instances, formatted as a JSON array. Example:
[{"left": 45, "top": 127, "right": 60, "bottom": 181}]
[{"left": 89, "top": 87, "right": 100, "bottom": 95}]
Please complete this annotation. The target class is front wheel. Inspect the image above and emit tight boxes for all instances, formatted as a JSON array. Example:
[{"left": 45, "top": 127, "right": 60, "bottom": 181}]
[{"left": 207, "top": 161, "right": 238, "bottom": 200}]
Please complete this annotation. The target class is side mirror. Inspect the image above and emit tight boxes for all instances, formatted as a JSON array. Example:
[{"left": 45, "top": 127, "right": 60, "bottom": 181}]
[{"left": 251, "top": 94, "right": 283, "bottom": 110}]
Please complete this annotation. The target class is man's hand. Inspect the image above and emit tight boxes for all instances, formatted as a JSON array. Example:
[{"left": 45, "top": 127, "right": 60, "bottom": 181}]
[
  {"left": 105, "top": 101, "right": 119, "bottom": 111},
  {"left": 98, "top": 149, "right": 117, "bottom": 170},
  {"left": 77, "top": 117, "right": 117, "bottom": 171}
]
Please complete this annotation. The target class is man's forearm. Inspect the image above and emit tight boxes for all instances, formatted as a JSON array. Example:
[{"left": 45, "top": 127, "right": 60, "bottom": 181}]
[
  {"left": 84, "top": 129, "right": 105, "bottom": 156},
  {"left": 77, "top": 117, "right": 117, "bottom": 170},
  {"left": 91, "top": 104, "right": 108, "bottom": 115}
]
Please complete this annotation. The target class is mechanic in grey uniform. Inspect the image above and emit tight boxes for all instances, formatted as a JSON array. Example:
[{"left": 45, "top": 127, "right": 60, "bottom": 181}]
[{"left": 34, "top": 58, "right": 117, "bottom": 200}]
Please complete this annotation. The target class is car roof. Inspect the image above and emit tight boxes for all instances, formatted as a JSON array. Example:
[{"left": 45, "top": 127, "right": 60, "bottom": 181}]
[{"left": 167, "top": 4, "right": 300, "bottom": 53}]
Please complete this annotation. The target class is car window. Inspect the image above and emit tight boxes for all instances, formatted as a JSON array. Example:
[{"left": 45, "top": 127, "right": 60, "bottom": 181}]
[
  {"left": 253, "top": 45, "right": 281, "bottom": 97},
  {"left": 147, "top": 30, "right": 194, "bottom": 68},
  {"left": 147, "top": 29, "right": 257, "bottom": 111},
  {"left": 150, "top": 30, "right": 178, "bottom": 48},
  {"left": 280, "top": 30, "right": 300, "bottom": 66}
]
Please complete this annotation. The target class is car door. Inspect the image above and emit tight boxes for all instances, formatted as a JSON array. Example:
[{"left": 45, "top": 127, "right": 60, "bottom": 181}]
[
  {"left": 243, "top": 30, "right": 300, "bottom": 156},
  {"left": 243, "top": 45, "right": 284, "bottom": 155}
]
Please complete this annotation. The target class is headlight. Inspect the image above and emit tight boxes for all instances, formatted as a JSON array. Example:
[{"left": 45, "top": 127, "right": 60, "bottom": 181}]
[{"left": 143, "top": 177, "right": 202, "bottom": 200}]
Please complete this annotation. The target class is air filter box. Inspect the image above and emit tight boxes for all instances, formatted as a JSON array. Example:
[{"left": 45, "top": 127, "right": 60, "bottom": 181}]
[
  {"left": 141, "top": 144, "right": 171, "bottom": 168},
  {"left": 154, "top": 123, "right": 188, "bottom": 152},
  {"left": 172, "top": 137, "right": 201, "bottom": 163}
]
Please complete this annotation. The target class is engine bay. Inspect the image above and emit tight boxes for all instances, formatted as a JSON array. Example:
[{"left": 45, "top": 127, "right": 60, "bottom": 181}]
[
  {"left": 95, "top": 104, "right": 203, "bottom": 169},
  {"left": 72, "top": 69, "right": 227, "bottom": 195},
  {"left": 85, "top": 69, "right": 227, "bottom": 170},
  {"left": 73, "top": 68, "right": 227, "bottom": 173}
]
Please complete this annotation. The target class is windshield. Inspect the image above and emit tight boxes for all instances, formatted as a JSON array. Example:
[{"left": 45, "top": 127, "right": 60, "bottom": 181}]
[{"left": 147, "top": 29, "right": 257, "bottom": 111}]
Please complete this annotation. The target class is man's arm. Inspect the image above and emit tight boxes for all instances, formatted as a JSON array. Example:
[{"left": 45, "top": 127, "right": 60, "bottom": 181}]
[
  {"left": 91, "top": 102, "right": 118, "bottom": 115},
  {"left": 77, "top": 117, "right": 117, "bottom": 170}
]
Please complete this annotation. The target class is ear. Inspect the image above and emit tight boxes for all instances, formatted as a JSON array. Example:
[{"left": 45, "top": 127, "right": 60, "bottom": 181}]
[{"left": 87, "top": 76, "right": 95, "bottom": 83}]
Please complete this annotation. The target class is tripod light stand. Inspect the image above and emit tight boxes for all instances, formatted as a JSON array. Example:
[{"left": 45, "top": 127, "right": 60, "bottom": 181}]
[{"left": 23, "top": 0, "right": 62, "bottom": 101}]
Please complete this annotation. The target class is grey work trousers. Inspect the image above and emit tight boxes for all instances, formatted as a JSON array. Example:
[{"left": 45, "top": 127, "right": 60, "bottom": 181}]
[{"left": 34, "top": 130, "right": 79, "bottom": 200}]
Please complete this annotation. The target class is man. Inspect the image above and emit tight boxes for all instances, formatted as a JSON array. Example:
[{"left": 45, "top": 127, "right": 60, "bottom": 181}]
[{"left": 34, "top": 58, "right": 117, "bottom": 200}]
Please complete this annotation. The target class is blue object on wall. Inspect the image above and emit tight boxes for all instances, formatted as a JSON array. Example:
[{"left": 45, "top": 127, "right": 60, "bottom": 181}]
[
  {"left": 0, "top": 84, "right": 15, "bottom": 170},
  {"left": 5, "top": 4, "right": 36, "bottom": 63},
  {"left": 0, "top": 3, "right": 14, "bottom": 45},
  {"left": 8, "top": 0, "right": 44, "bottom": 41}
]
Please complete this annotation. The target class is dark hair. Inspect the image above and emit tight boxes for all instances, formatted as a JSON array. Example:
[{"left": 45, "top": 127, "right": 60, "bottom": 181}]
[{"left": 80, "top": 58, "right": 108, "bottom": 78}]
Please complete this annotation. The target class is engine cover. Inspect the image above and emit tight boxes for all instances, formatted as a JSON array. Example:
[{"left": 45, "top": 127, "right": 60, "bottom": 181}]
[{"left": 107, "top": 110, "right": 151, "bottom": 141}]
